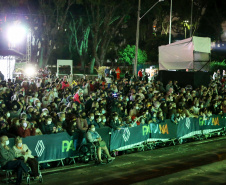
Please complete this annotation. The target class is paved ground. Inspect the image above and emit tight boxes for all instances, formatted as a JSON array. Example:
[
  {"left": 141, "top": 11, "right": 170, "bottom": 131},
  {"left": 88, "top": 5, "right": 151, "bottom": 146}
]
[{"left": 1, "top": 136, "right": 226, "bottom": 185}]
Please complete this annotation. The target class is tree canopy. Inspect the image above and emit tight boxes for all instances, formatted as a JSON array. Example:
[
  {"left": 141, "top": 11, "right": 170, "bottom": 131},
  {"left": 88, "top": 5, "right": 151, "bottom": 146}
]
[{"left": 119, "top": 45, "right": 147, "bottom": 65}]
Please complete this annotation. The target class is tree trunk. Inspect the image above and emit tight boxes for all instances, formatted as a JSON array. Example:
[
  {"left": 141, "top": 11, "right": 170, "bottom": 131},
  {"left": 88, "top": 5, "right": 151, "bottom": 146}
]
[{"left": 90, "top": 58, "right": 95, "bottom": 74}]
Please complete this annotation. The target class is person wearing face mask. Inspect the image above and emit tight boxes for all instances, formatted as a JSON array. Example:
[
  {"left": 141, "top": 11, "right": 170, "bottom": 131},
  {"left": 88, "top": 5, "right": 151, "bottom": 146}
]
[
  {"left": 17, "top": 119, "right": 36, "bottom": 138},
  {"left": 86, "top": 124, "right": 115, "bottom": 164},
  {"left": 34, "top": 100, "right": 42, "bottom": 113},
  {"left": 56, "top": 112, "right": 67, "bottom": 131},
  {"left": 86, "top": 113, "right": 99, "bottom": 128},
  {"left": 100, "top": 115, "right": 108, "bottom": 127},
  {"left": 13, "top": 137, "right": 39, "bottom": 179},
  {"left": 110, "top": 113, "right": 121, "bottom": 130},
  {"left": 95, "top": 116, "right": 105, "bottom": 128},
  {"left": 40, "top": 116, "right": 58, "bottom": 134},
  {"left": 0, "top": 135, "right": 30, "bottom": 185}
]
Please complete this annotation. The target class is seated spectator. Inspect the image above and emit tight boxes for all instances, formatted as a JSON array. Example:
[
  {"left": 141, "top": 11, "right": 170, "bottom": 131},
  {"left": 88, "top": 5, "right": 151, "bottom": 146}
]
[
  {"left": 17, "top": 119, "right": 36, "bottom": 138},
  {"left": 0, "top": 135, "right": 30, "bottom": 185},
  {"left": 110, "top": 113, "right": 122, "bottom": 130},
  {"left": 86, "top": 124, "right": 115, "bottom": 164},
  {"left": 57, "top": 112, "right": 67, "bottom": 130},
  {"left": 86, "top": 113, "right": 99, "bottom": 128},
  {"left": 95, "top": 116, "right": 105, "bottom": 128},
  {"left": 13, "top": 136, "right": 39, "bottom": 179},
  {"left": 40, "top": 116, "right": 58, "bottom": 134}
]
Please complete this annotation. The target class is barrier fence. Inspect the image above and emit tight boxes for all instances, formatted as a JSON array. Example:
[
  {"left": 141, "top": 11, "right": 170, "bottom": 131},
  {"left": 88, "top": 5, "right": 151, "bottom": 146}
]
[{"left": 8, "top": 115, "right": 225, "bottom": 163}]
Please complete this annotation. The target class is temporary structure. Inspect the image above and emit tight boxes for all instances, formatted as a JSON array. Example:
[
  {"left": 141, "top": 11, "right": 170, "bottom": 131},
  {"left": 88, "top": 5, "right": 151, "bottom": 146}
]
[{"left": 159, "top": 36, "right": 211, "bottom": 71}]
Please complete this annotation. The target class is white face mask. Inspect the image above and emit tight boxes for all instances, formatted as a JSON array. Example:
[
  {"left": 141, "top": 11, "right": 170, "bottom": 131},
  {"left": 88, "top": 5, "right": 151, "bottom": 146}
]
[
  {"left": 5, "top": 140, "right": 9, "bottom": 145},
  {"left": 37, "top": 103, "right": 41, "bottom": 107},
  {"left": 17, "top": 143, "right": 22, "bottom": 147},
  {"left": 91, "top": 116, "right": 94, "bottom": 120},
  {"left": 47, "top": 120, "right": 52, "bottom": 125},
  {"left": 6, "top": 113, "right": 10, "bottom": 117},
  {"left": 98, "top": 118, "right": 101, "bottom": 122},
  {"left": 91, "top": 128, "right": 95, "bottom": 132},
  {"left": 103, "top": 119, "right": 106, "bottom": 123},
  {"left": 23, "top": 122, "right": 27, "bottom": 128},
  {"left": 35, "top": 94, "right": 38, "bottom": 97}
]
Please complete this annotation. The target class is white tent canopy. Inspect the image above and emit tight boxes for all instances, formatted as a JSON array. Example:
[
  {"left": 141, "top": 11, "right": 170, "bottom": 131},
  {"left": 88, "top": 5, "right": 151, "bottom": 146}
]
[{"left": 159, "top": 36, "right": 211, "bottom": 71}]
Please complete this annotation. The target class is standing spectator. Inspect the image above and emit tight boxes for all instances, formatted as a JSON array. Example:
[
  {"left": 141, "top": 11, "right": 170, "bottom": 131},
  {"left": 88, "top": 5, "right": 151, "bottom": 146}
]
[
  {"left": 138, "top": 69, "right": 143, "bottom": 80},
  {"left": 73, "top": 89, "right": 83, "bottom": 104},
  {"left": 77, "top": 112, "right": 89, "bottom": 132},
  {"left": 104, "top": 67, "right": 110, "bottom": 77},
  {"left": 166, "top": 80, "right": 174, "bottom": 92},
  {"left": 0, "top": 71, "right": 4, "bottom": 80},
  {"left": 61, "top": 76, "right": 70, "bottom": 90},
  {"left": 115, "top": 67, "right": 121, "bottom": 80},
  {"left": 85, "top": 93, "right": 96, "bottom": 113}
]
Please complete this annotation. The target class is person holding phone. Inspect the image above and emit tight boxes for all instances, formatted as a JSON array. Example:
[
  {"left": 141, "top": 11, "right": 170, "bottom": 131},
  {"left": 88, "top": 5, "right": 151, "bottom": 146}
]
[{"left": 13, "top": 136, "right": 39, "bottom": 179}]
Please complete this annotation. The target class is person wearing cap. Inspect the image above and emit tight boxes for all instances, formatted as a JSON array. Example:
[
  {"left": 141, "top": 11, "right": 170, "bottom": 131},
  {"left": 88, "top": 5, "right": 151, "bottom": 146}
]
[{"left": 0, "top": 135, "right": 30, "bottom": 185}]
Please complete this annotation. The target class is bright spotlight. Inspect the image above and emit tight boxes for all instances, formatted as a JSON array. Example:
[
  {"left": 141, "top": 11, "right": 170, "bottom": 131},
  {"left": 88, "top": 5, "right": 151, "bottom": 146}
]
[
  {"left": 7, "top": 25, "right": 27, "bottom": 46},
  {"left": 25, "top": 66, "right": 36, "bottom": 77}
]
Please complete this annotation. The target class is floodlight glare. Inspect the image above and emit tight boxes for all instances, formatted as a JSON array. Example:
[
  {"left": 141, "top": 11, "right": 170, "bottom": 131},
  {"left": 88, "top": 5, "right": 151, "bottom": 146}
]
[
  {"left": 7, "top": 25, "right": 27, "bottom": 46},
  {"left": 25, "top": 66, "right": 36, "bottom": 77}
]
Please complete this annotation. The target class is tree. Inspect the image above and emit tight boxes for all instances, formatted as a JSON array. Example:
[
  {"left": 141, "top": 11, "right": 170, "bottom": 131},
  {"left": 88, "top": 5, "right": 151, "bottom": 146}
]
[
  {"left": 118, "top": 45, "right": 147, "bottom": 65},
  {"left": 29, "top": 0, "right": 76, "bottom": 67},
  {"left": 78, "top": 0, "right": 133, "bottom": 70},
  {"left": 69, "top": 16, "right": 90, "bottom": 73}
]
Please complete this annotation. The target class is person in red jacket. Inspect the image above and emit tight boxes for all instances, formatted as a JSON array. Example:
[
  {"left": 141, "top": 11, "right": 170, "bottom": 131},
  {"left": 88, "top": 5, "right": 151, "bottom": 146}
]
[
  {"left": 17, "top": 119, "right": 36, "bottom": 138},
  {"left": 73, "top": 89, "right": 83, "bottom": 104},
  {"left": 61, "top": 76, "right": 70, "bottom": 90},
  {"left": 138, "top": 69, "right": 143, "bottom": 80},
  {"left": 115, "top": 67, "right": 121, "bottom": 80}
]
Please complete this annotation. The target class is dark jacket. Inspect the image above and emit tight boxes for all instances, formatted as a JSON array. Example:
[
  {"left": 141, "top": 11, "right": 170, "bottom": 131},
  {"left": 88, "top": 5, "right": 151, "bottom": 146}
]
[{"left": 40, "top": 123, "right": 55, "bottom": 134}]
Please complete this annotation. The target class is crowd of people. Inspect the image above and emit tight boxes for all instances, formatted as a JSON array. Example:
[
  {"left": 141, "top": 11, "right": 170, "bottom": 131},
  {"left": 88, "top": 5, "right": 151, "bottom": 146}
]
[
  {"left": 0, "top": 67, "right": 226, "bottom": 184},
  {"left": 0, "top": 68, "right": 225, "bottom": 138}
]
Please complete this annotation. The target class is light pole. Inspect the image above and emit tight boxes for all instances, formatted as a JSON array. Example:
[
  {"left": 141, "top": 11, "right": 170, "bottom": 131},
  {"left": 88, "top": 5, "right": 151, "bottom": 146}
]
[
  {"left": 183, "top": 20, "right": 189, "bottom": 39},
  {"left": 190, "top": 0, "right": 193, "bottom": 37},
  {"left": 134, "top": 0, "right": 164, "bottom": 77},
  {"left": 169, "top": 0, "right": 172, "bottom": 44}
]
